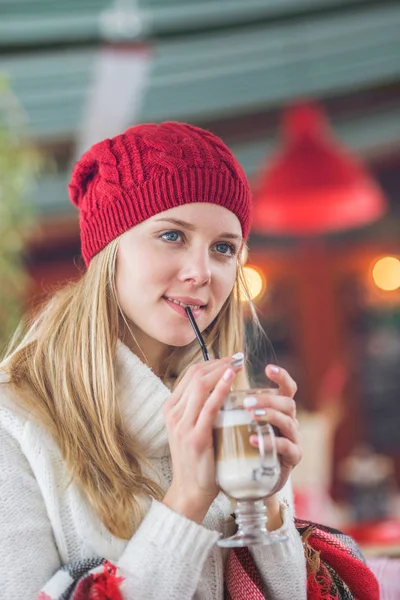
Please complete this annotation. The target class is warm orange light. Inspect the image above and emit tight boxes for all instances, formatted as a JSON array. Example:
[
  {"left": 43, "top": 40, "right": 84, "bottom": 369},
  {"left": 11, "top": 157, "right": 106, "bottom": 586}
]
[
  {"left": 243, "top": 265, "right": 265, "bottom": 300},
  {"left": 372, "top": 257, "right": 400, "bottom": 291}
]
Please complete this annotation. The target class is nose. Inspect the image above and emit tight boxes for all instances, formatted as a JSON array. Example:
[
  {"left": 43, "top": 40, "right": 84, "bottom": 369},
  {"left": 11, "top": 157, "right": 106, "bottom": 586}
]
[{"left": 178, "top": 246, "right": 212, "bottom": 287}]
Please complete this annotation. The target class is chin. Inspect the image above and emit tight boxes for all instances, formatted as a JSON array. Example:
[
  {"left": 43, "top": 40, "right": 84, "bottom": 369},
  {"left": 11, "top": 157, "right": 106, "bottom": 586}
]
[{"left": 159, "top": 331, "right": 196, "bottom": 348}]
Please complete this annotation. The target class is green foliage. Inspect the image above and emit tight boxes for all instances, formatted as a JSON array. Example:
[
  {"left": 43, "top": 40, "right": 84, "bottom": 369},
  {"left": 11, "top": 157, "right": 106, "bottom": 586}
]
[{"left": 0, "top": 74, "right": 42, "bottom": 355}]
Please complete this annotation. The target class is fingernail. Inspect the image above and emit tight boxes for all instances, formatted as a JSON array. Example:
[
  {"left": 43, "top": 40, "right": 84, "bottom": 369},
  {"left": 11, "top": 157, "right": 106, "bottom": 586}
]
[
  {"left": 232, "top": 352, "right": 244, "bottom": 360},
  {"left": 253, "top": 408, "right": 267, "bottom": 417},
  {"left": 223, "top": 368, "right": 234, "bottom": 382},
  {"left": 269, "top": 365, "right": 280, "bottom": 374},
  {"left": 243, "top": 396, "right": 258, "bottom": 408},
  {"left": 231, "top": 358, "right": 244, "bottom": 367}
]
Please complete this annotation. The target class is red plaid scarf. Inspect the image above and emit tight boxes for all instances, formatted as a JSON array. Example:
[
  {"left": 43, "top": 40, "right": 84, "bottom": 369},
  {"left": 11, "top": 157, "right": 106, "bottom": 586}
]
[
  {"left": 37, "top": 520, "right": 379, "bottom": 600},
  {"left": 225, "top": 520, "right": 380, "bottom": 600}
]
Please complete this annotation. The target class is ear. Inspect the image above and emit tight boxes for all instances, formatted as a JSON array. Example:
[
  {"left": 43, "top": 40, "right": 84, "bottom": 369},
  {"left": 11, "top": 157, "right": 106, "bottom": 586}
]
[{"left": 68, "top": 156, "right": 99, "bottom": 208}]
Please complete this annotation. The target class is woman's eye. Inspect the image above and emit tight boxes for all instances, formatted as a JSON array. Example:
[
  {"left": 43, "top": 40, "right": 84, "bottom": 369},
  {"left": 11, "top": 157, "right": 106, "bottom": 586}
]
[
  {"left": 214, "top": 242, "right": 236, "bottom": 256},
  {"left": 160, "top": 231, "right": 182, "bottom": 243}
]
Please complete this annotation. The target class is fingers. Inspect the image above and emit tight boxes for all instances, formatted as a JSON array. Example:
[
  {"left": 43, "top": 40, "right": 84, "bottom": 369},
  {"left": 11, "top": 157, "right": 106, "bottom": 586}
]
[
  {"left": 247, "top": 388, "right": 303, "bottom": 474},
  {"left": 275, "top": 435, "right": 302, "bottom": 466},
  {"left": 195, "top": 368, "right": 236, "bottom": 434},
  {"left": 244, "top": 393, "right": 296, "bottom": 418},
  {"left": 164, "top": 356, "right": 243, "bottom": 426},
  {"left": 251, "top": 406, "right": 300, "bottom": 444},
  {"left": 163, "top": 357, "right": 234, "bottom": 413},
  {"left": 180, "top": 363, "right": 239, "bottom": 426},
  {"left": 246, "top": 380, "right": 302, "bottom": 477},
  {"left": 265, "top": 365, "right": 297, "bottom": 398},
  {"left": 250, "top": 434, "right": 302, "bottom": 468}
]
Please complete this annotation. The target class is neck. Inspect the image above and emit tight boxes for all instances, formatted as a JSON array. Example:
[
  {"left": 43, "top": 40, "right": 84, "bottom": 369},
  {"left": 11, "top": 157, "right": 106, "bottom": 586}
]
[{"left": 119, "top": 318, "right": 170, "bottom": 377}]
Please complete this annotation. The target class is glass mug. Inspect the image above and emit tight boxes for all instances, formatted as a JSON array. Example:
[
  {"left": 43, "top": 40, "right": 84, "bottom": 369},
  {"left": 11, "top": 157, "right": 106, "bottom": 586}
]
[{"left": 213, "top": 389, "right": 288, "bottom": 547}]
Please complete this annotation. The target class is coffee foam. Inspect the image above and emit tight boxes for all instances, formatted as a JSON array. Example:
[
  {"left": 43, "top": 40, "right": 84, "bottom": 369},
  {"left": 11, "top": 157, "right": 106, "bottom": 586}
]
[{"left": 214, "top": 409, "right": 251, "bottom": 428}]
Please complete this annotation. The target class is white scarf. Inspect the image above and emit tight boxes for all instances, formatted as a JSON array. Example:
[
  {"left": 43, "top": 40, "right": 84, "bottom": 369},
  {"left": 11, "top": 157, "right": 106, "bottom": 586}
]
[{"left": 115, "top": 340, "right": 171, "bottom": 458}]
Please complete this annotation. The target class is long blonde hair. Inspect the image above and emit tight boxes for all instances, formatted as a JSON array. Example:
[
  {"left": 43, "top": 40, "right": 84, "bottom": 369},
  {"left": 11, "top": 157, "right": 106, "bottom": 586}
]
[{"left": 1, "top": 237, "right": 261, "bottom": 539}]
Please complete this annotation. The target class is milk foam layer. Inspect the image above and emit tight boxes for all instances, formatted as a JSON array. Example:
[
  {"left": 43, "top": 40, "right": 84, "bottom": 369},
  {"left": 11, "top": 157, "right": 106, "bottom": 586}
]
[
  {"left": 216, "top": 457, "right": 278, "bottom": 500},
  {"left": 214, "top": 409, "right": 251, "bottom": 428},
  {"left": 214, "top": 408, "right": 279, "bottom": 499}
]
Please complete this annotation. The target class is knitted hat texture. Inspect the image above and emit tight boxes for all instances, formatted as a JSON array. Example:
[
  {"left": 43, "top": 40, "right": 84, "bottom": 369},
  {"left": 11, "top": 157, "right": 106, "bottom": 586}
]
[{"left": 68, "top": 122, "right": 252, "bottom": 265}]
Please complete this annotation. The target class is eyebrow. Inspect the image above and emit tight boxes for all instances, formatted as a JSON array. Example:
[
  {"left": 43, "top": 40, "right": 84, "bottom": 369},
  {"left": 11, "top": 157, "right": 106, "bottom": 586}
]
[{"left": 154, "top": 217, "right": 243, "bottom": 241}]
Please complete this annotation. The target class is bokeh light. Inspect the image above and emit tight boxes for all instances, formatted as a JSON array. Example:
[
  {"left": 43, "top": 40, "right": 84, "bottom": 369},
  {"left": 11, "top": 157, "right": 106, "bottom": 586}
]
[
  {"left": 372, "top": 256, "right": 400, "bottom": 291},
  {"left": 243, "top": 265, "right": 265, "bottom": 300}
]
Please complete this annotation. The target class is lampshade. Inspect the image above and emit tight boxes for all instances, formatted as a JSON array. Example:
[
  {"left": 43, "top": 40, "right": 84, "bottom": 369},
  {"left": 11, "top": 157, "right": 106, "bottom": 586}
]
[{"left": 252, "top": 103, "right": 387, "bottom": 235}]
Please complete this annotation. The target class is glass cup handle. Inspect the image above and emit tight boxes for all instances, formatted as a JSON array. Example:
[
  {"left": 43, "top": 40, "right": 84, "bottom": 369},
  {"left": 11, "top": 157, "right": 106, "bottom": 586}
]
[{"left": 255, "top": 422, "right": 279, "bottom": 478}]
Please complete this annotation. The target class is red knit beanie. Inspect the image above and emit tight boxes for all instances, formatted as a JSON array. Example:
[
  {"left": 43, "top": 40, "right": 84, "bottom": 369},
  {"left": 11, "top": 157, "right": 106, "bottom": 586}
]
[{"left": 68, "top": 122, "right": 252, "bottom": 265}]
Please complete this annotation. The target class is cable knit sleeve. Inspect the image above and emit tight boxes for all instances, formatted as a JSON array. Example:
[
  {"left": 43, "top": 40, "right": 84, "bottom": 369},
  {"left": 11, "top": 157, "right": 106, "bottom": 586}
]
[
  {"left": 0, "top": 414, "right": 220, "bottom": 600},
  {"left": 250, "top": 502, "right": 307, "bottom": 600},
  {"left": 119, "top": 500, "right": 220, "bottom": 598},
  {"left": 0, "top": 418, "right": 62, "bottom": 598}
]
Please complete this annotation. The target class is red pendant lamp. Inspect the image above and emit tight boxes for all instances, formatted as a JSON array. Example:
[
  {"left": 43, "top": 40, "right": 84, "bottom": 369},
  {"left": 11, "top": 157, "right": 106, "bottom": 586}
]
[{"left": 252, "top": 102, "right": 387, "bottom": 235}]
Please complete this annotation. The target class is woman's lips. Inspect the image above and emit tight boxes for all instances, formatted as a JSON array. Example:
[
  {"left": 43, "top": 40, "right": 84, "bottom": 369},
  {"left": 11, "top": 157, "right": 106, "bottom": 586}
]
[
  {"left": 163, "top": 295, "right": 206, "bottom": 309},
  {"left": 163, "top": 297, "right": 205, "bottom": 319}
]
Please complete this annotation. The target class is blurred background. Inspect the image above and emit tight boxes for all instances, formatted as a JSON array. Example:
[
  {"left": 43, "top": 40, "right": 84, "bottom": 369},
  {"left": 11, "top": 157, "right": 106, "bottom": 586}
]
[{"left": 1, "top": 0, "right": 400, "bottom": 566}]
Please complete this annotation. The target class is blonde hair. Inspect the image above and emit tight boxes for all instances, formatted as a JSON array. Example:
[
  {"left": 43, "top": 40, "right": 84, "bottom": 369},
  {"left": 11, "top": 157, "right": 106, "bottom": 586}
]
[{"left": 1, "top": 237, "right": 261, "bottom": 539}]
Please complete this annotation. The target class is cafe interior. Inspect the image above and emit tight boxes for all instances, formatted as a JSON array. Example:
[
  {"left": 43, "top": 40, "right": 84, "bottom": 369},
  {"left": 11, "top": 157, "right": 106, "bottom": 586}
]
[{"left": 1, "top": 0, "right": 400, "bottom": 589}]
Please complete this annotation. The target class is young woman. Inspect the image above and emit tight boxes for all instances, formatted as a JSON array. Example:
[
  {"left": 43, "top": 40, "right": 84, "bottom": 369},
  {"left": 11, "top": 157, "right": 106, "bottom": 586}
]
[{"left": 0, "top": 122, "right": 306, "bottom": 599}]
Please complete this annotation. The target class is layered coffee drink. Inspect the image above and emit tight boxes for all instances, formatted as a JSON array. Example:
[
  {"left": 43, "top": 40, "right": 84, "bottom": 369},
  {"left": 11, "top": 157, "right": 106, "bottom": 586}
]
[
  {"left": 212, "top": 388, "right": 286, "bottom": 547},
  {"left": 213, "top": 406, "right": 279, "bottom": 501}
]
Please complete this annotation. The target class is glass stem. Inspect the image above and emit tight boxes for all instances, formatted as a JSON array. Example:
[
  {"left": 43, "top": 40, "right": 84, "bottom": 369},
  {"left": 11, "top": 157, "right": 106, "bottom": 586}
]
[{"left": 235, "top": 499, "right": 268, "bottom": 535}]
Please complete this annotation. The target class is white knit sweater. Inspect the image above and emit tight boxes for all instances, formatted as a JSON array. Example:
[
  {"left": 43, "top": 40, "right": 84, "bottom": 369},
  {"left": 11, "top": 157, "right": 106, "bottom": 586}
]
[{"left": 0, "top": 341, "right": 306, "bottom": 600}]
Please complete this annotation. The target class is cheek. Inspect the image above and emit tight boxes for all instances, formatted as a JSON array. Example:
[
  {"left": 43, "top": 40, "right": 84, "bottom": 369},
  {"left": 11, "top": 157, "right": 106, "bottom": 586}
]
[
  {"left": 115, "top": 258, "right": 132, "bottom": 312},
  {"left": 115, "top": 245, "right": 146, "bottom": 309},
  {"left": 214, "top": 264, "right": 237, "bottom": 305},
  {"left": 116, "top": 245, "right": 173, "bottom": 303}
]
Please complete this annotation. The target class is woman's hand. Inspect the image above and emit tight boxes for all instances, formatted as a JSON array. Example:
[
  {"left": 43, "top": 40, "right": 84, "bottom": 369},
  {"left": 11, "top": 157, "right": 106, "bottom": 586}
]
[
  {"left": 162, "top": 356, "right": 243, "bottom": 524},
  {"left": 247, "top": 365, "right": 302, "bottom": 498}
]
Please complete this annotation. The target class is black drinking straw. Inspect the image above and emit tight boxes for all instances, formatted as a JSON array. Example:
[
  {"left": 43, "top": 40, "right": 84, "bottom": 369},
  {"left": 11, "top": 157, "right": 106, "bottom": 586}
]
[{"left": 185, "top": 307, "right": 210, "bottom": 361}]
